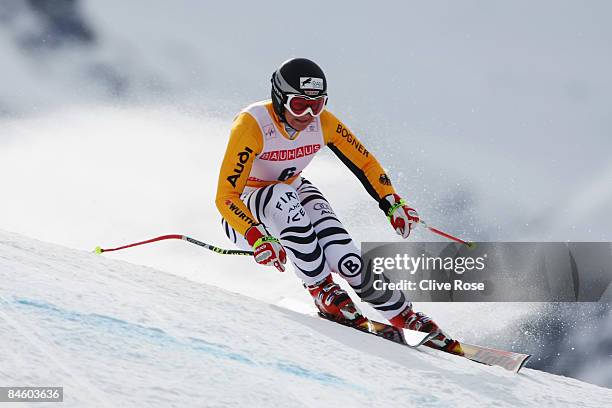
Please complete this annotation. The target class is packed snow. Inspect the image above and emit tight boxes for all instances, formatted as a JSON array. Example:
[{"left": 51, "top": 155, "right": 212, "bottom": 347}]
[{"left": 1, "top": 230, "right": 611, "bottom": 407}]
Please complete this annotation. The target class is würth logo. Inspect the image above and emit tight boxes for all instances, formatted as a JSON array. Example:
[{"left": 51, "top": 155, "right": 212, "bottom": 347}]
[
  {"left": 259, "top": 144, "right": 321, "bottom": 161},
  {"left": 225, "top": 199, "right": 255, "bottom": 226}
]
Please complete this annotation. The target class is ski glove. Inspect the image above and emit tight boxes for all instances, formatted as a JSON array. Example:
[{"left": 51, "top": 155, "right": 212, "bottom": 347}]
[
  {"left": 380, "top": 194, "right": 420, "bottom": 239},
  {"left": 245, "top": 224, "right": 287, "bottom": 272}
]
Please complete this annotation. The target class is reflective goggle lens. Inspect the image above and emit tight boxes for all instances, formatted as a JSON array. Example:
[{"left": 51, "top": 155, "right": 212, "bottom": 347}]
[{"left": 287, "top": 95, "right": 327, "bottom": 116}]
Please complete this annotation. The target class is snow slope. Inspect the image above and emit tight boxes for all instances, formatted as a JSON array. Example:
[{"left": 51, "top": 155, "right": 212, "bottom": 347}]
[{"left": 1, "top": 230, "right": 610, "bottom": 407}]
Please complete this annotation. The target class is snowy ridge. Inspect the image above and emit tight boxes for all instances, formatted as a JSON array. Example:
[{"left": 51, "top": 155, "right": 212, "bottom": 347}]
[{"left": 1, "top": 230, "right": 610, "bottom": 407}]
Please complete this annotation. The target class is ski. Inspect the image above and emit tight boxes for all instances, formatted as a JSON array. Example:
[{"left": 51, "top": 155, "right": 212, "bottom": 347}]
[
  {"left": 318, "top": 313, "right": 531, "bottom": 373},
  {"left": 457, "top": 342, "right": 531, "bottom": 373},
  {"left": 318, "top": 312, "right": 438, "bottom": 348},
  {"left": 401, "top": 334, "right": 531, "bottom": 373}
]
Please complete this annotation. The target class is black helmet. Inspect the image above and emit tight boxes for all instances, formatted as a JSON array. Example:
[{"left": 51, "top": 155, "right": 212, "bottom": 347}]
[{"left": 271, "top": 58, "right": 327, "bottom": 119}]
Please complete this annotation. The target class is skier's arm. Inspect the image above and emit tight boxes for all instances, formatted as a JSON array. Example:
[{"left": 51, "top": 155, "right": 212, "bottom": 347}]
[
  {"left": 320, "top": 110, "right": 396, "bottom": 201},
  {"left": 320, "top": 110, "right": 420, "bottom": 238},
  {"left": 215, "top": 112, "right": 262, "bottom": 236}
]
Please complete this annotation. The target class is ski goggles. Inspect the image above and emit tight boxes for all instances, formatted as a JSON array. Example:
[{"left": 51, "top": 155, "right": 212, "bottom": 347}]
[{"left": 284, "top": 94, "right": 328, "bottom": 117}]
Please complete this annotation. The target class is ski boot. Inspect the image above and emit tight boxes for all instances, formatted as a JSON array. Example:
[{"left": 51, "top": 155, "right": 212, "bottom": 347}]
[
  {"left": 307, "top": 274, "right": 368, "bottom": 327},
  {"left": 389, "top": 306, "right": 463, "bottom": 355}
]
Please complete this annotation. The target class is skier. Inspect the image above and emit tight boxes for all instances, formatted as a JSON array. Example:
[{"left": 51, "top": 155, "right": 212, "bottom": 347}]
[{"left": 216, "top": 58, "right": 459, "bottom": 352}]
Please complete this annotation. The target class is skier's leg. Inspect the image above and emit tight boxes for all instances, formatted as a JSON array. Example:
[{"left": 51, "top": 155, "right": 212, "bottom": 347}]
[
  {"left": 241, "top": 182, "right": 330, "bottom": 285},
  {"left": 246, "top": 182, "right": 370, "bottom": 321},
  {"left": 295, "top": 178, "right": 462, "bottom": 351},
  {"left": 295, "top": 177, "right": 410, "bottom": 321},
  {"left": 220, "top": 183, "right": 366, "bottom": 322},
  {"left": 220, "top": 185, "right": 328, "bottom": 283}
]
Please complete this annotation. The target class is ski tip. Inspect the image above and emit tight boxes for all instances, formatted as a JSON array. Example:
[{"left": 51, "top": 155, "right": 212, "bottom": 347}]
[
  {"left": 516, "top": 354, "right": 531, "bottom": 373},
  {"left": 466, "top": 242, "right": 476, "bottom": 249},
  {"left": 94, "top": 246, "right": 103, "bottom": 255}
]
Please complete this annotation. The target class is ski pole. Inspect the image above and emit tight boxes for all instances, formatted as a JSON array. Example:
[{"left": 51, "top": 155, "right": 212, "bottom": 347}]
[
  {"left": 94, "top": 222, "right": 471, "bottom": 256},
  {"left": 419, "top": 220, "right": 474, "bottom": 248},
  {"left": 94, "top": 234, "right": 254, "bottom": 256}
]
